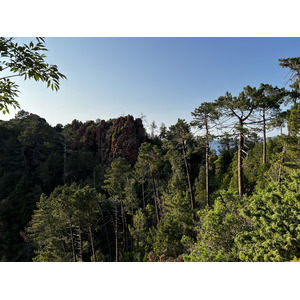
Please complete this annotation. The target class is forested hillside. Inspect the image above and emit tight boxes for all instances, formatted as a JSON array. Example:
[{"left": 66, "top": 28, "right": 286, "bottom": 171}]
[{"left": 0, "top": 49, "right": 299, "bottom": 261}]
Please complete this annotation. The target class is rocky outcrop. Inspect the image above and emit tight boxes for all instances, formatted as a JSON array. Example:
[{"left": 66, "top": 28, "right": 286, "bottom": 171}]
[{"left": 73, "top": 115, "right": 146, "bottom": 165}]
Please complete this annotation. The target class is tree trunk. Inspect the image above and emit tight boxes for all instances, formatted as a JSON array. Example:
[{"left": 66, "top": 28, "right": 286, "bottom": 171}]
[
  {"left": 120, "top": 202, "right": 128, "bottom": 253},
  {"left": 115, "top": 197, "right": 119, "bottom": 262},
  {"left": 262, "top": 108, "right": 267, "bottom": 164},
  {"left": 278, "top": 144, "right": 286, "bottom": 183},
  {"left": 205, "top": 127, "right": 210, "bottom": 207},
  {"left": 238, "top": 120, "right": 244, "bottom": 198},
  {"left": 182, "top": 141, "right": 195, "bottom": 219},
  {"left": 88, "top": 223, "right": 97, "bottom": 262},
  {"left": 100, "top": 209, "right": 111, "bottom": 260},
  {"left": 151, "top": 173, "right": 160, "bottom": 224},
  {"left": 78, "top": 226, "right": 83, "bottom": 262},
  {"left": 69, "top": 219, "right": 77, "bottom": 262},
  {"left": 154, "top": 178, "right": 162, "bottom": 211}
]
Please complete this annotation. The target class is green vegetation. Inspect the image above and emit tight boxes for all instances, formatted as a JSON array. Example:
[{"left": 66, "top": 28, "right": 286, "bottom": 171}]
[
  {"left": 0, "top": 42, "right": 299, "bottom": 261},
  {"left": 0, "top": 37, "right": 66, "bottom": 114}
]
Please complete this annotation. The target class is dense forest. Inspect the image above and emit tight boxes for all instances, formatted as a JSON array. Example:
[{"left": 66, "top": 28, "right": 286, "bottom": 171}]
[{"left": 0, "top": 38, "right": 300, "bottom": 262}]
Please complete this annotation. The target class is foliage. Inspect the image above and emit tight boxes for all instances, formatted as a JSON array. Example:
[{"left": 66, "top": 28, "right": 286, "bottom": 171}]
[
  {"left": 27, "top": 183, "right": 104, "bottom": 262},
  {"left": 236, "top": 170, "right": 300, "bottom": 262},
  {"left": 0, "top": 55, "right": 300, "bottom": 262},
  {"left": 183, "top": 191, "right": 246, "bottom": 262},
  {"left": 0, "top": 37, "right": 66, "bottom": 114}
]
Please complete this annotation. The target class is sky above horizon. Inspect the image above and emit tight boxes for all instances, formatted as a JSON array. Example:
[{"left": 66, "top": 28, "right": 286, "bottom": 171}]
[{"left": 1, "top": 37, "right": 300, "bottom": 133}]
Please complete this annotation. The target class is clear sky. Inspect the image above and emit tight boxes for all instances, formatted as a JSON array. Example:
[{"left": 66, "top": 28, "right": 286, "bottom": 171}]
[{"left": 2, "top": 37, "right": 300, "bottom": 132}]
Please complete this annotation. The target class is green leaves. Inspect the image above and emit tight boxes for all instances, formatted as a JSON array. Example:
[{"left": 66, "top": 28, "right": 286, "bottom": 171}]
[
  {"left": 184, "top": 191, "right": 244, "bottom": 262},
  {"left": 27, "top": 183, "right": 104, "bottom": 262},
  {"left": 0, "top": 37, "right": 66, "bottom": 113},
  {"left": 236, "top": 170, "right": 300, "bottom": 261}
]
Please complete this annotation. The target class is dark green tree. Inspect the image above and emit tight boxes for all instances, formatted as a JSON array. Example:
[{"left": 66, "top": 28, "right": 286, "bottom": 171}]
[
  {"left": 279, "top": 57, "right": 300, "bottom": 89},
  {"left": 166, "top": 119, "right": 195, "bottom": 216},
  {"left": 191, "top": 101, "right": 220, "bottom": 206},
  {"left": 135, "top": 142, "right": 163, "bottom": 224},
  {"left": 217, "top": 90, "right": 257, "bottom": 198},
  {"left": 27, "top": 183, "right": 104, "bottom": 262},
  {"left": 245, "top": 84, "right": 285, "bottom": 164},
  {"left": 103, "top": 157, "right": 132, "bottom": 262}
]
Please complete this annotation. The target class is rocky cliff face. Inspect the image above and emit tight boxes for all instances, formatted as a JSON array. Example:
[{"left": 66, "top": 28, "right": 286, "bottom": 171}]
[{"left": 72, "top": 115, "right": 146, "bottom": 165}]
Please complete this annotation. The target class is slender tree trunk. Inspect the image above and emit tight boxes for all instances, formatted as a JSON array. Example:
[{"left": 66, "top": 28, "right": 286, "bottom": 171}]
[
  {"left": 262, "top": 108, "right": 267, "bottom": 164},
  {"left": 142, "top": 181, "right": 145, "bottom": 210},
  {"left": 115, "top": 197, "right": 119, "bottom": 262},
  {"left": 182, "top": 141, "right": 195, "bottom": 219},
  {"left": 278, "top": 144, "right": 286, "bottom": 183},
  {"left": 88, "top": 223, "right": 97, "bottom": 262},
  {"left": 205, "top": 126, "right": 210, "bottom": 207},
  {"left": 120, "top": 202, "right": 128, "bottom": 253},
  {"left": 78, "top": 226, "right": 83, "bottom": 262},
  {"left": 151, "top": 173, "right": 160, "bottom": 224},
  {"left": 154, "top": 178, "right": 162, "bottom": 211},
  {"left": 238, "top": 120, "right": 244, "bottom": 198},
  {"left": 100, "top": 210, "right": 111, "bottom": 260},
  {"left": 69, "top": 219, "right": 77, "bottom": 262}
]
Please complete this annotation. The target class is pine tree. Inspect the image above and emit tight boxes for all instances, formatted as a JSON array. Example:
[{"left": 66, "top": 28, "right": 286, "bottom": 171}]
[
  {"left": 191, "top": 101, "right": 220, "bottom": 206},
  {"left": 103, "top": 157, "right": 132, "bottom": 262},
  {"left": 166, "top": 119, "right": 196, "bottom": 217},
  {"left": 236, "top": 170, "right": 300, "bottom": 262},
  {"left": 217, "top": 90, "right": 257, "bottom": 198}
]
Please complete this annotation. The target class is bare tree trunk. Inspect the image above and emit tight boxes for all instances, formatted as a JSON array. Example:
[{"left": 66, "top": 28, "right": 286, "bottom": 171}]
[
  {"left": 151, "top": 173, "right": 160, "bottom": 224},
  {"left": 278, "top": 144, "right": 286, "bottom": 183},
  {"left": 78, "top": 226, "right": 83, "bottom": 262},
  {"left": 88, "top": 223, "right": 97, "bottom": 262},
  {"left": 262, "top": 108, "right": 267, "bottom": 164},
  {"left": 154, "top": 178, "right": 162, "bottom": 211},
  {"left": 238, "top": 121, "right": 244, "bottom": 199},
  {"left": 115, "top": 197, "right": 119, "bottom": 262},
  {"left": 100, "top": 210, "right": 112, "bottom": 260},
  {"left": 120, "top": 202, "right": 128, "bottom": 253},
  {"left": 69, "top": 219, "right": 77, "bottom": 262},
  {"left": 205, "top": 126, "right": 210, "bottom": 207},
  {"left": 182, "top": 142, "right": 195, "bottom": 219}
]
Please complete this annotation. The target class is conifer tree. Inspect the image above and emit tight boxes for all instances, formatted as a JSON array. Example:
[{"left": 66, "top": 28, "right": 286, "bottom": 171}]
[
  {"left": 191, "top": 101, "right": 220, "bottom": 206},
  {"left": 27, "top": 183, "right": 103, "bottom": 262},
  {"left": 135, "top": 142, "right": 163, "bottom": 224},
  {"left": 236, "top": 170, "right": 300, "bottom": 262},
  {"left": 279, "top": 57, "right": 300, "bottom": 89},
  {"left": 166, "top": 119, "right": 195, "bottom": 217},
  {"left": 103, "top": 157, "right": 132, "bottom": 262},
  {"left": 244, "top": 84, "right": 285, "bottom": 164},
  {"left": 217, "top": 90, "right": 257, "bottom": 198}
]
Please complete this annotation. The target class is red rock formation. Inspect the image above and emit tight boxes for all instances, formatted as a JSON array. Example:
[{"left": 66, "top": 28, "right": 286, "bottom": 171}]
[{"left": 72, "top": 115, "right": 146, "bottom": 165}]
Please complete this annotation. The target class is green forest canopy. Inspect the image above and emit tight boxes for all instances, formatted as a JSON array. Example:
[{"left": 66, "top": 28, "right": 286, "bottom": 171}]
[{"left": 0, "top": 38, "right": 300, "bottom": 262}]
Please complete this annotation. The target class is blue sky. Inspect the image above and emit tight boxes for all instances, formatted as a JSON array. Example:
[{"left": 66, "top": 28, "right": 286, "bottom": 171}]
[{"left": 2, "top": 37, "right": 300, "bottom": 133}]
